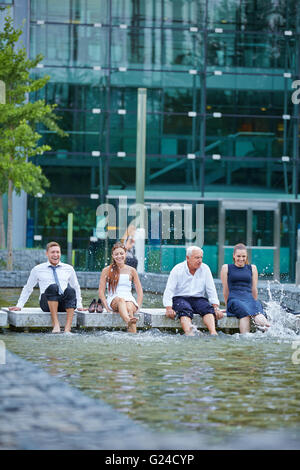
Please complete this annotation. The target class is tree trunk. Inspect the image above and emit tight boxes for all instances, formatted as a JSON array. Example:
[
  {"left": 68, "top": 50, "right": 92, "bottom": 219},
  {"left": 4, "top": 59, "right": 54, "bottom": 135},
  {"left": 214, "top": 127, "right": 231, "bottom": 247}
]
[
  {"left": 6, "top": 180, "right": 13, "bottom": 270},
  {"left": 0, "top": 195, "right": 5, "bottom": 249}
]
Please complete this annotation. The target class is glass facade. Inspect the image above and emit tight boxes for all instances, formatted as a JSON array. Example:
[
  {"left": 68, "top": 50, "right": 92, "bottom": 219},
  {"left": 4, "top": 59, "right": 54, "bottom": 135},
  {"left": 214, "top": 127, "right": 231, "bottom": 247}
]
[{"left": 8, "top": 0, "right": 300, "bottom": 279}]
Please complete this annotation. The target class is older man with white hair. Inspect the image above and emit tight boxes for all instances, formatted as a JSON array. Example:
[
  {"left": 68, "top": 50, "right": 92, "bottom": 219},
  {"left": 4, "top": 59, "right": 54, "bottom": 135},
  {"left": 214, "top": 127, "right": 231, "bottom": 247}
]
[{"left": 163, "top": 246, "right": 223, "bottom": 335}]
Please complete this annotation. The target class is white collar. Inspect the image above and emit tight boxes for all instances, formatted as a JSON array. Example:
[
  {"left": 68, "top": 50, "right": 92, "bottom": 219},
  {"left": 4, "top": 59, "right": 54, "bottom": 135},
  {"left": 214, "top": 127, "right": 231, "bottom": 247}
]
[
  {"left": 184, "top": 260, "right": 202, "bottom": 276},
  {"left": 47, "top": 261, "right": 62, "bottom": 267}
]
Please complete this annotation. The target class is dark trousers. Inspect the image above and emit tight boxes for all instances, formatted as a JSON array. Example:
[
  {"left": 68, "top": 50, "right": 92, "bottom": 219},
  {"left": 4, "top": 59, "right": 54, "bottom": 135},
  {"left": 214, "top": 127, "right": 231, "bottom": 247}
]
[
  {"left": 40, "top": 284, "right": 77, "bottom": 312},
  {"left": 172, "top": 296, "right": 215, "bottom": 320}
]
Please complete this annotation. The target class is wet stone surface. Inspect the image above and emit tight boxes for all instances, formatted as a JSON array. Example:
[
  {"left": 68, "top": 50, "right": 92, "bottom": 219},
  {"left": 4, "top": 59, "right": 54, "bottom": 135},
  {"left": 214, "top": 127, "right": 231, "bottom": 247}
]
[
  {"left": 1, "top": 350, "right": 300, "bottom": 450},
  {"left": 0, "top": 351, "right": 201, "bottom": 450}
]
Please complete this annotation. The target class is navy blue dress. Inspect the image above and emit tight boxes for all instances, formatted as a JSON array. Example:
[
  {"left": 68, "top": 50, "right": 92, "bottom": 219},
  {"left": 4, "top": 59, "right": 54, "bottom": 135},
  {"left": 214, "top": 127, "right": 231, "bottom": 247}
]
[{"left": 226, "top": 264, "right": 264, "bottom": 319}]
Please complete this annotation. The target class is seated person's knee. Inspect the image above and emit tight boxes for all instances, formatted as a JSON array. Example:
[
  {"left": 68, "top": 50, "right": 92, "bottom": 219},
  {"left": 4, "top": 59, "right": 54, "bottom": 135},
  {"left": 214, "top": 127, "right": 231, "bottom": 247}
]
[
  {"left": 44, "top": 283, "right": 59, "bottom": 296},
  {"left": 64, "top": 286, "right": 76, "bottom": 296}
]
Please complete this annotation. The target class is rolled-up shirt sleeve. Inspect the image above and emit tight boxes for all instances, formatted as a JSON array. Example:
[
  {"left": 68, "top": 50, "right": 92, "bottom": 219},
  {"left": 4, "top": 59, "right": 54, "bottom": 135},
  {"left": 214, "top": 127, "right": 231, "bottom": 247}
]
[
  {"left": 205, "top": 266, "right": 219, "bottom": 306},
  {"left": 69, "top": 267, "right": 83, "bottom": 309},
  {"left": 163, "top": 267, "right": 178, "bottom": 307},
  {"left": 16, "top": 267, "right": 39, "bottom": 308}
]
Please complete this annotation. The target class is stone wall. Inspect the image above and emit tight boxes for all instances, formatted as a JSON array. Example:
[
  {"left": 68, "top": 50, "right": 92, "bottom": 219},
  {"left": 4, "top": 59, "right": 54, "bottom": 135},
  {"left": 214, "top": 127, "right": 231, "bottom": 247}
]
[
  {"left": 139, "top": 273, "right": 299, "bottom": 312},
  {"left": 0, "top": 250, "right": 46, "bottom": 271},
  {"left": 0, "top": 270, "right": 299, "bottom": 312}
]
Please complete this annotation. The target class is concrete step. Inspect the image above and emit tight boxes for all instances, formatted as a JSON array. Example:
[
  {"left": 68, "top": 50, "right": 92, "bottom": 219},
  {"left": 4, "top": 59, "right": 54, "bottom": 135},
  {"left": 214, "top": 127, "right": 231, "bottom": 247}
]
[
  {"left": 1, "top": 307, "right": 240, "bottom": 331},
  {"left": 77, "top": 310, "right": 145, "bottom": 329},
  {"left": 1, "top": 308, "right": 299, "bottom": 332},
  {"left": 0, "top": 310, "right": 8, "bottom": 327},
  {"left": 140, "top": 308, "right": 240, "bottom": 330},
  {"left": 1, "top": 308, "right": 77, "bottom": 328}
]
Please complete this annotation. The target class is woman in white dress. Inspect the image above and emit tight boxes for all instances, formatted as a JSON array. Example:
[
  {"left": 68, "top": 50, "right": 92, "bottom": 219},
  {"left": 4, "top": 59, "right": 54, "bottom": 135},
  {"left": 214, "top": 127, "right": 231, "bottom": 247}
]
[{"left": 98, "top": 242, "right": 143, "bottom": 333}]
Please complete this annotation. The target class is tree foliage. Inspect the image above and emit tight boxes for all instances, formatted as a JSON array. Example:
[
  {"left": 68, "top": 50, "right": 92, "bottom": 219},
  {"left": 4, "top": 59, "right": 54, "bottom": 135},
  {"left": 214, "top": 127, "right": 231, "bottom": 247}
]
[{"left": 0, "top": 7, "right": 67, "bottom": 268}]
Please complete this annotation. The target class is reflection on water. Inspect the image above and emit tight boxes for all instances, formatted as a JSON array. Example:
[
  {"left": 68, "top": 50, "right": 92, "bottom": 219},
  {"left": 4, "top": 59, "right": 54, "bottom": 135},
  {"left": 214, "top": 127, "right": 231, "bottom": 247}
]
[{"left": 1, "top": 288, "right": 300, "bottom": 446}]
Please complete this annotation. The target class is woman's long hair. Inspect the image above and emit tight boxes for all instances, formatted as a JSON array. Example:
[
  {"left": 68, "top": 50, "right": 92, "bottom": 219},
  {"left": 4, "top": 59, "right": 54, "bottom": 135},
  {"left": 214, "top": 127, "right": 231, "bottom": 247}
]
[
  {"left": 233, "top": 243, "right": 249, "bottom": 264},
  {"left": 107, "top": 242, "right": 127, "bottom": 293}
]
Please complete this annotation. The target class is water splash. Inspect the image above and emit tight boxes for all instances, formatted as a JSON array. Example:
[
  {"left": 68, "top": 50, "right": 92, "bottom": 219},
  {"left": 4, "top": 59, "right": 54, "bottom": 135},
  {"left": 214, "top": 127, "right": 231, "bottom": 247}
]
[
  {"left": 266, "top": 280, "right": 285, "bottom": 305},
  {"left": 262, "top": 281, "right": 300, "bottom": 338},
  {"left": 263, "top": 301, "right": 299, "bottom": 338},
  {"left": 190, "top": 323, "right": 203, "bottom": 336}
]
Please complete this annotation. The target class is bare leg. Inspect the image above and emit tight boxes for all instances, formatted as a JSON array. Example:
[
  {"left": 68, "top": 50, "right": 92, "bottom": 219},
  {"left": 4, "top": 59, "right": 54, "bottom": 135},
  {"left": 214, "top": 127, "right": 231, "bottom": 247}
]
[
  {"left": 111, "top": 298, "right": 138, "bottom": 333},
  {"left": 239, "top": 316, "right": 251, "bottom": 334},
  {"left": 126, "top": 302, "right": 138, "bottom": 334},
  {"left": 180, "top": 316, "right": 195, "bottom": 336},
  {"left": 48, "top": 300, "right": 60, "bottom": 333},
  {"left": 64, "top": 308, "right": 74, "bottom": 333},
  {"left": 111, "top": 298, "right": 130, "bottom": 322},
  {"left": 203, "top": 313, "right": 218, "bottom": 335}
]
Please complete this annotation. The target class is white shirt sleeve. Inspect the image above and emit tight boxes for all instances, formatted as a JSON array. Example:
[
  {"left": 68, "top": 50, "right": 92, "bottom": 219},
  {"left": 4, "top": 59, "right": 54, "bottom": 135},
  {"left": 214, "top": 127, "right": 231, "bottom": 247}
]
[
  {"left": 163, "top": 266, "right": 178, "bottom": 307},
  {"left": 204, "top": 265, "right": 219, "bottom": 306},
  {"left": 16, "top": 267, "right": 39, "bottom": 308},
  {"left": 68, "top": 267, "right": 83, "bottom": 309}
]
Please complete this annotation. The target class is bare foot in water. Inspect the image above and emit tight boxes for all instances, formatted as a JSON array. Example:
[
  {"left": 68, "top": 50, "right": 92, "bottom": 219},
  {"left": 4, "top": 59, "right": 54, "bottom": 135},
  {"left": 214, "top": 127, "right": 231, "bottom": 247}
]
[
  {"left": 185, "top": 327, "right": 196, "bottom": 336},
  {"left": 52, "top": 325, "right": 61, "bottom": 334},
  {"left": 254, "top": 314, "right": 270, "bottom": 330},
  {"left": 127, "top": 316, "right": 138, "bottom": 333}
]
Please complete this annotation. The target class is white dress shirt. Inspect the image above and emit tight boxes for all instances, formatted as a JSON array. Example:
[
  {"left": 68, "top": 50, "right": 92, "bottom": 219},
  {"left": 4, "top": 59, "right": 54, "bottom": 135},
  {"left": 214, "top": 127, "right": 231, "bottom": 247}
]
[
  {"left": 163, "top": 261, "right": 219, "bottom": 307},
  {"left": 16, "top": 262, "right": 83, "bottom": 309}
]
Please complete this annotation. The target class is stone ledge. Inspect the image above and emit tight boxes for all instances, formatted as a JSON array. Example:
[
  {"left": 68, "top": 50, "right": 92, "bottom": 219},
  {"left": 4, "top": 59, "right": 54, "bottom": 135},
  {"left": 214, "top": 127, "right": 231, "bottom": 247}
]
[
  {"left": 77, "top": 311, "right": 145, "bottom": 328},
  {"left": 0, "top": 307, "right": 239, "bottom": 330},
  {"left": 0, "top": 310, "right": 8, "bottom": 327},
  {"left": 1, "top": 308, "right": 77, "bottom": 328},
  {"left": 140, "top": 308, "right": 240, "bottom": 329},
  {"left": 1, "top": 308, "right": 299, "bottom": 332}
]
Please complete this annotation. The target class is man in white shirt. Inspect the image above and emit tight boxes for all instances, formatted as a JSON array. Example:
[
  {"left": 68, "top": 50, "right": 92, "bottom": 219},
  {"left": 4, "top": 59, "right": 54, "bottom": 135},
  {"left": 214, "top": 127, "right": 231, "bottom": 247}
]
[
  {"left": 9, "top": 241, "right": 84, "bottom": 333},
  {"left": 163, "top": 246, "right": 223, "bottom": 336}
]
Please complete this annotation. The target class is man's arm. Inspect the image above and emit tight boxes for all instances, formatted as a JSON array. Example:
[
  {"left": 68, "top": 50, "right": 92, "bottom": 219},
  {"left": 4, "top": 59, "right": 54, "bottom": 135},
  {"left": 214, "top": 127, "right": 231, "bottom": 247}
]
[
  {"left": 9, "top": 268, "right": 39, "bottom": 310},
  {"left": 163, "top": 267, "right": 178, "bottom": 318},
  {"left": 204, "top": 265, "right": 219, "bottom": 305},
  {"left": 204, "top": 265, "right": 224, "bottom": 319},
  {"left": 69, "top": 268, "right": 83, "bottom": 309}
]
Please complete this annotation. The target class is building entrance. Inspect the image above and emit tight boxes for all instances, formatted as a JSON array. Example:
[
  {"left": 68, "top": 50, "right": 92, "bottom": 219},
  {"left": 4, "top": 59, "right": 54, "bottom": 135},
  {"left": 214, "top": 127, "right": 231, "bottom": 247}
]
[{"left": 218, "top": 200, "right": 281, "bottom": 280}]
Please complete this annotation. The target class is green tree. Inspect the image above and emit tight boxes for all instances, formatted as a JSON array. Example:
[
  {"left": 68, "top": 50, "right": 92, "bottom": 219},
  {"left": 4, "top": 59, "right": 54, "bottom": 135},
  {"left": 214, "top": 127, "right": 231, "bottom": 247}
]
[{"left": 0, "top": 7, "right": 67, "bottom": 269}]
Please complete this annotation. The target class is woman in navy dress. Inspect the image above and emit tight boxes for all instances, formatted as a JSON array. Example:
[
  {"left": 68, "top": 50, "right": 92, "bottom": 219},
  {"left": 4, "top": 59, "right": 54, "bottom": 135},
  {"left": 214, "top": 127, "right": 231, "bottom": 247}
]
[{"left": 221, "top": 244, "right": 270, "bottom": 333}]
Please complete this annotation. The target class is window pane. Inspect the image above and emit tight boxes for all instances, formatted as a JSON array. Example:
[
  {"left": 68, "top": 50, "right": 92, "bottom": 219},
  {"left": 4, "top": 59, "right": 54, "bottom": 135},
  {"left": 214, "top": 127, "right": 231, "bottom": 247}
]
[
  {"left": 207, "top": 33, "right": 295, "bottom": 69},
  {"left": 207, "top": 0, "right": 298, "bottom": 31}
]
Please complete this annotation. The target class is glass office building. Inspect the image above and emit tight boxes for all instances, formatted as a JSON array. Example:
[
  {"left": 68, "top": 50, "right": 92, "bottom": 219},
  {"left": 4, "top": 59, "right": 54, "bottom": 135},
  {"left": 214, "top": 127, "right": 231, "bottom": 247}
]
[{"left": 2, "top": 0, "right": 300, "bottom": 280}]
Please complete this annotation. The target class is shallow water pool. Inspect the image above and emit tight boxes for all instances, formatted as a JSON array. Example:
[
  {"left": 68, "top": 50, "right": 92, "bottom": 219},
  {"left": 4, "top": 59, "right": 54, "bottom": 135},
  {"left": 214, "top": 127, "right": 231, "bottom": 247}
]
[{"left": 1, "top": 288, "right": 300, "bottom": 446}]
